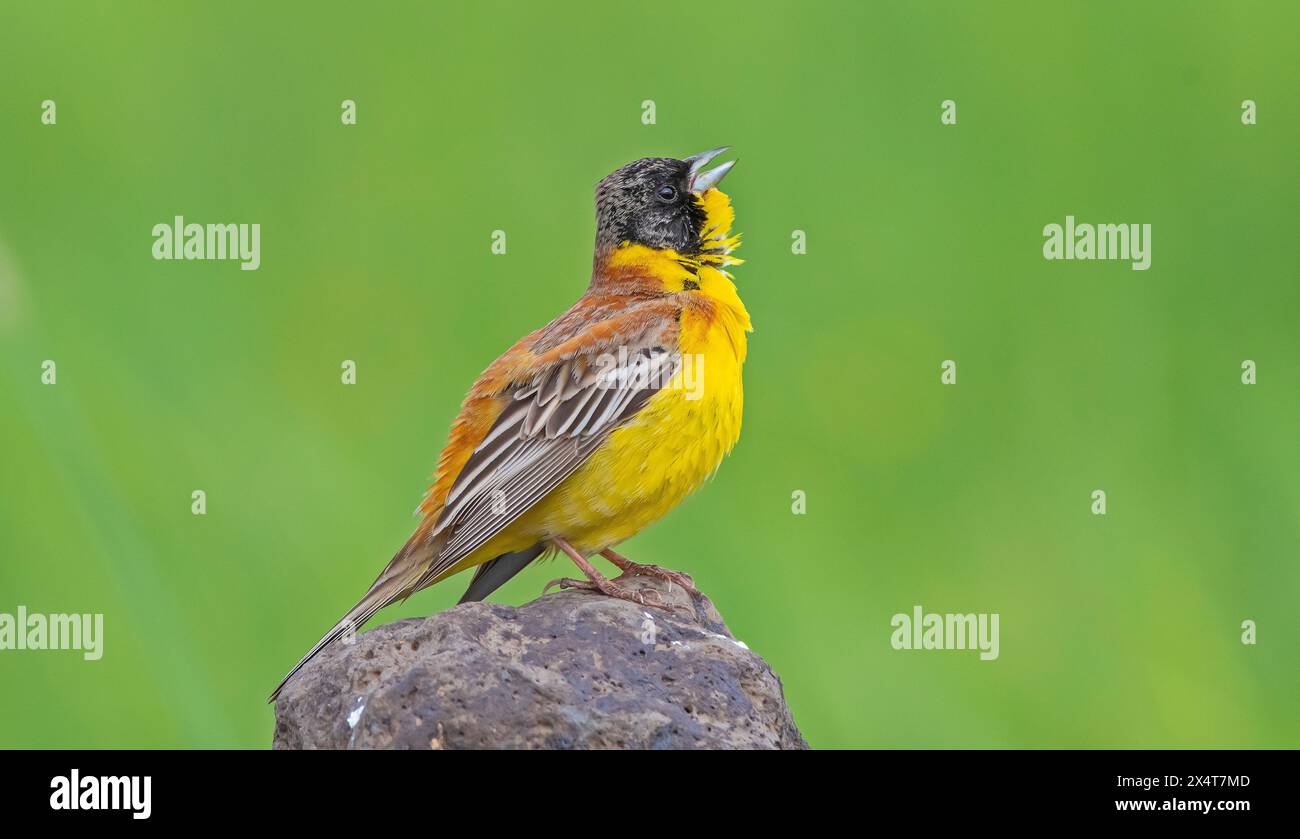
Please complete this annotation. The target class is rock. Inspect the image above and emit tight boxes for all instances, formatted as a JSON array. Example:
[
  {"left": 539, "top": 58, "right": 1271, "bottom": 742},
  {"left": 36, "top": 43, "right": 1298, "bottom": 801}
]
[{"left": 273, "top": 574, "right": 807, "bottom": 750}]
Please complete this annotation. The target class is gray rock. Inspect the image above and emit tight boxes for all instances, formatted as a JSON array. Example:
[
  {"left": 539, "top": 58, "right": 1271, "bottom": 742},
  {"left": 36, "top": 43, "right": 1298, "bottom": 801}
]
[{"left": 273, "top": 574, "right": 807, "bottom": 750}]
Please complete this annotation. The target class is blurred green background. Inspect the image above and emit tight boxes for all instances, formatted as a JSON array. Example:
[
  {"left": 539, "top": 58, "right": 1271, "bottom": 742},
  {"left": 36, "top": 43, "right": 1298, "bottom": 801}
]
[{"left": 1, "top": 1, "right": 1296, "bottom": 748}]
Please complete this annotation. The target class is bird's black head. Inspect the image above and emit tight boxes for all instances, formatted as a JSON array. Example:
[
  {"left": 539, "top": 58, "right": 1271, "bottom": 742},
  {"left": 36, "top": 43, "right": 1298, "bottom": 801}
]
[{"left": 594, "top": 148, "right": 735, "bottom": 255}]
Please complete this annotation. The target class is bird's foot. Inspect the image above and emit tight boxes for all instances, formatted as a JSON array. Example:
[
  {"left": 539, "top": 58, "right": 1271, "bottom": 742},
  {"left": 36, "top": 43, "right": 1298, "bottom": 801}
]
[
  {"left": 600, "top": 548, "right": 712, "bottom": 608},
  {"left": 542, "top": 576, "right": 672, "bottom": 610}
]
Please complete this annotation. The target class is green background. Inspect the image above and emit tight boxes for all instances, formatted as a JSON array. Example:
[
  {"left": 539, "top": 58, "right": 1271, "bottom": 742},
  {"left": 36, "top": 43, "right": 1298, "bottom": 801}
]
[{"left": 1, "top": 1, "right": 1296, "bottom": 748}]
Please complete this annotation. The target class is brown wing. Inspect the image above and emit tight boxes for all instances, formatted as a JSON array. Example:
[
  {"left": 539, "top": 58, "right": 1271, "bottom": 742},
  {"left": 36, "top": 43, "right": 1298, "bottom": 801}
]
[{"left": 409, "top": 340, "right": 680, "bottom": 591}]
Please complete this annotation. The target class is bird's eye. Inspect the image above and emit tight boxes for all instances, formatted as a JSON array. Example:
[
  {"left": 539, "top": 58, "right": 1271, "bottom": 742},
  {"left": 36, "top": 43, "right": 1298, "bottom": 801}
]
[{"left": 657, "top": 185, "right": 677, "bottom": 203}]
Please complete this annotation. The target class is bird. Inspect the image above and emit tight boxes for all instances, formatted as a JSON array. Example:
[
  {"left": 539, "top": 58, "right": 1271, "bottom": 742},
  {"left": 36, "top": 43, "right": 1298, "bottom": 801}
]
[{"left": 271, "top": 147, "right": 750, "bottom": 701}]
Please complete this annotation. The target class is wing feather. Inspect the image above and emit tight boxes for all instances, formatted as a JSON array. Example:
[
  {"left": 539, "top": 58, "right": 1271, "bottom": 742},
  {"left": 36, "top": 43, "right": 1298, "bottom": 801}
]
[{"left": 413, "top": 343, "right": 679, "bottom": 592}]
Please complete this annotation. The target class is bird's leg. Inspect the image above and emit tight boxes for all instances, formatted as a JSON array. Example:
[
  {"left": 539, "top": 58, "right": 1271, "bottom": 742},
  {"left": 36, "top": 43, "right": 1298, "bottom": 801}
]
[
  {"left": 600, "top": 548, "right": 710, "bottom": 606},
  {"left": 543, "top": 537, "right": 671, "bottom": 610}
]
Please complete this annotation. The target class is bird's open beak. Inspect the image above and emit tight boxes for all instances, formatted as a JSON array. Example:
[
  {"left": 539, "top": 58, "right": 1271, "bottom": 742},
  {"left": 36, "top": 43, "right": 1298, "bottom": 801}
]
[{"left": 686, "top": 146, "right": 736, "bottom": 193}]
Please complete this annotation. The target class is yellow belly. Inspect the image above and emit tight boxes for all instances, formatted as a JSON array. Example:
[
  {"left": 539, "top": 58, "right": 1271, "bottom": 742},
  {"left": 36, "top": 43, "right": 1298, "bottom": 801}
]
[
  {"left": 540, "top": 315, "right": 745, "bottom": 551},
  {"left": 445, "top": 287, "right": 749, "bottom": 573}
]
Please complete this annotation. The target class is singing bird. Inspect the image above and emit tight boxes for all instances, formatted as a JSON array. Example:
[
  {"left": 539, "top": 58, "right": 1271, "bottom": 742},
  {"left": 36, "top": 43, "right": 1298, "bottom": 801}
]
[{"left": 271, "top": 148, "right": 749, "bottom": 700}]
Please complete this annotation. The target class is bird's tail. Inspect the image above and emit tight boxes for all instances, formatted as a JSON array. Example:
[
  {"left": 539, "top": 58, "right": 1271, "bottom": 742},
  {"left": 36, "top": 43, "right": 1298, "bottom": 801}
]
[{"left": 268, "top": 528, "right": 436, "bottom": 702}]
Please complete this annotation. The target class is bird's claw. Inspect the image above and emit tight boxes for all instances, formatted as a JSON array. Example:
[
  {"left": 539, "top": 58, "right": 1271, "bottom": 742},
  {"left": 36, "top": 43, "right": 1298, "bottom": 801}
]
[
  {"left": 542, "top": 576, "right": 675, "bottom": 612},
  {"left": 629, "top": 564, "right": 696, "bottom": 591},
  {"left": 542, "top": 577, "right": 593, "bottom": 595},
  {"left": 616, "top": 563, "right": 708, "bottom": 610}
]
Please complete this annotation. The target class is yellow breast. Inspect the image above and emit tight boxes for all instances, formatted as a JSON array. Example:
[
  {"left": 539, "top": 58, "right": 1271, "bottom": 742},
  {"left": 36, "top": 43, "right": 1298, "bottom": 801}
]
[{"left": 524, "top": 260, "right": 751, "bottom": 553}]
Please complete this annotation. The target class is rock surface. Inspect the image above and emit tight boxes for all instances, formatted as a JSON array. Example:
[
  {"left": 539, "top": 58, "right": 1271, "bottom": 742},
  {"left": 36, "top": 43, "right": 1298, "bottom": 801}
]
[{"left": 273, "top": 574, "right": 807, "bottom": 749}]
